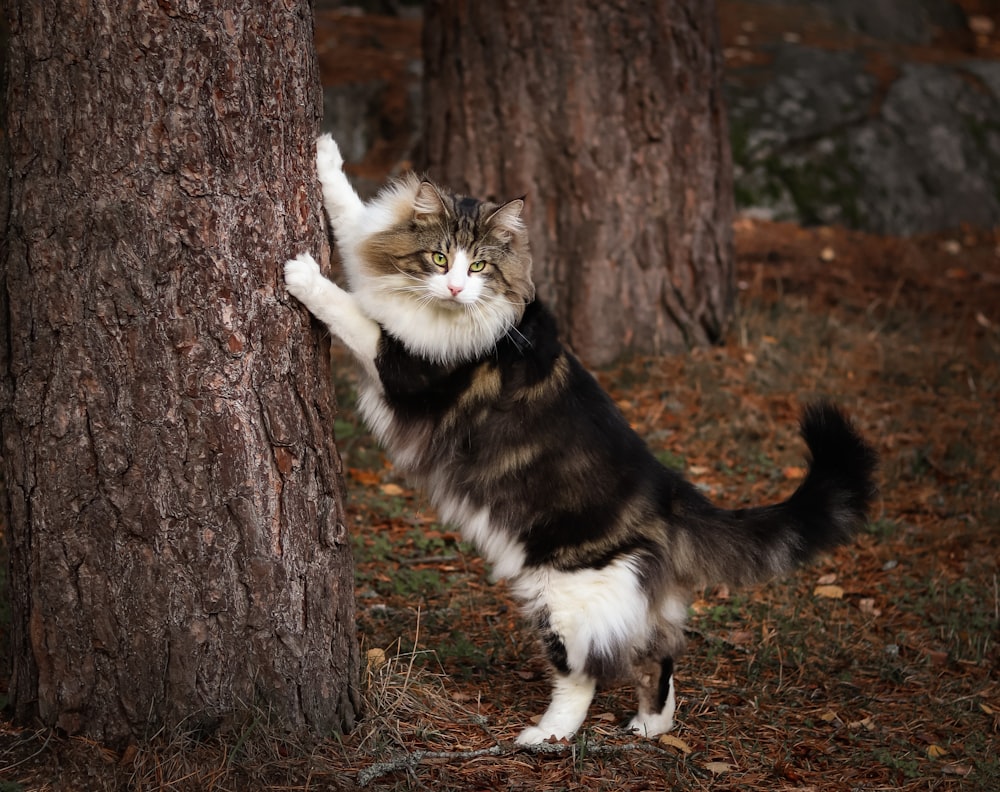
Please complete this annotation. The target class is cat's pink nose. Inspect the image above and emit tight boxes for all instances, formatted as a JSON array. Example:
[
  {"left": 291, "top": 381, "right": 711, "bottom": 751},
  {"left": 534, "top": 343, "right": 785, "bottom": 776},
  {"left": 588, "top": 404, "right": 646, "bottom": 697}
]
[{"left": 448, "top": 284, "right": 464, "bottom": 296}]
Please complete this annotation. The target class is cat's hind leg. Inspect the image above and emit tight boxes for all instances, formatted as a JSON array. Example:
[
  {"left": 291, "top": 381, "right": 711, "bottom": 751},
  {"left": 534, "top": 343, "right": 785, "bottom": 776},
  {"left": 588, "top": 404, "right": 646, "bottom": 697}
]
[
  {"left": 315, "top": 134, "right": 365, "bottom": 238},
  {"left": 628, "top": 595, "right": 686, "bottom": 738},
  {"left": 627, "top": 655, "right": 676, "bottom": 738}
]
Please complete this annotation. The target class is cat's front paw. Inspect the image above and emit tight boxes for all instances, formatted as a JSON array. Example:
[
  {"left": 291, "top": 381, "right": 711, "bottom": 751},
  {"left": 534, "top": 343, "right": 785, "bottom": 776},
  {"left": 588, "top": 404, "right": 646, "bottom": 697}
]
[
  {"left": 514, "top": 725, "right": 573, "bottom": 746},
  {"left": 316, "top": 134, "right": 344, "bottom": 180},
  {"left": 284, "top": 252, "right": 322, "bottom": 303}
]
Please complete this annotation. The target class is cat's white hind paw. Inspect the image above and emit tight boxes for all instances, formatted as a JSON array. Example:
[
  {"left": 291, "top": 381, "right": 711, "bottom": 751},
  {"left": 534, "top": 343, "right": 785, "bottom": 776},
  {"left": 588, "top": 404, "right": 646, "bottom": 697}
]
[
  {"left": 284, "top": 252, "right": 322, "bottom": 302},
  {"left": 316, "top": 134, "right": 344, "bottom": 180},
  {"left": 627, "top": 711, "right": 674, "bottom": 739}
]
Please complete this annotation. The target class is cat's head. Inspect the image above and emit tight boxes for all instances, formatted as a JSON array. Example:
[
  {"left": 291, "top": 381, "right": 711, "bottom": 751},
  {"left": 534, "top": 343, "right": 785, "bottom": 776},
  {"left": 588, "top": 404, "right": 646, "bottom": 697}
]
[{"left": 346, "top": 175, "right": 534, "bottom": 364}]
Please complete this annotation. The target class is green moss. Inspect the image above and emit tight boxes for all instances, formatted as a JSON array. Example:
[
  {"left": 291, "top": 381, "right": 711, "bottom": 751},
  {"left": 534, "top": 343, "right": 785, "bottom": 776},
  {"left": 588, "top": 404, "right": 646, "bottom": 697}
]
[{"left": 768, "top": 141, "right": 864, "bottom": 227}]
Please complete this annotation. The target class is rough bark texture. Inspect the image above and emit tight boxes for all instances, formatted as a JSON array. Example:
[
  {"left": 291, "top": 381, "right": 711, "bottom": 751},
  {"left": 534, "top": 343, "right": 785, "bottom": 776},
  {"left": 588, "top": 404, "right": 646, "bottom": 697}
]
[
  {"left": 422, "top": 0, "right": 735, "bottom": 366},
  {"left": 1, "top": 0, "right": 359, "bottom": 744}
]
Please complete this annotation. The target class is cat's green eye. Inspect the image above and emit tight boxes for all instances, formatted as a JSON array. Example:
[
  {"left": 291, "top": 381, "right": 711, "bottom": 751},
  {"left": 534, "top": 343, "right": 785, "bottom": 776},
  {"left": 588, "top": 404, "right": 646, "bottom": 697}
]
[
  {"left": 431, "top": 251, "right": 448, "bottom": 268},
  {"left": 469, "top": 260, "right": 487, "bottom": 273}
]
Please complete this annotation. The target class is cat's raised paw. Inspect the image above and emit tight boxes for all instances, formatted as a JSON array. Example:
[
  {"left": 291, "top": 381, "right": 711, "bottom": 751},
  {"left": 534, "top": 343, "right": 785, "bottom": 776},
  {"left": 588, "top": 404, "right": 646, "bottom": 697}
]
[
  {"left": 284, "top": 252, "right": 321, "bottom": 301},
  {"left": 316, "top": 134, "right": 344, "bottom": 178}
]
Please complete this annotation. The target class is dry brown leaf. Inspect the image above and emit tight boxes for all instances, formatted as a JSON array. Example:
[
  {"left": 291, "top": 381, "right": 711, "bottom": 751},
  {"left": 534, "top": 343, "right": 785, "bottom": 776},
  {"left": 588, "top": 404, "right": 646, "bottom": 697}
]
[
  {"left": 727, "top": 630, "right": 754, "bottom": 645},
  {"left": 704, "top": 761, "right": 734, "bottom": 775},
  {"left": 658, "top": 734, "right": 693, "bottom": 754},
  {"left": 118, "top": 744, "right": 139, "bottom": 767},
  {"left": 817, "top": 572, "right": 838, "bottom": 585},
  {"left": 927, "top": 744, "right": 948, "bottom": 759},
  {"left": 349, "top": 467, "right": 381, "bottom": 485},
  {"left": 380, "top": 483, "right": 405, "bottom": 496},
  {"left": 690, "top": 598, "right": 710, "bottom": 614},
  {"left": 814, "top": 584, "right": 845, "bottom": 599}
]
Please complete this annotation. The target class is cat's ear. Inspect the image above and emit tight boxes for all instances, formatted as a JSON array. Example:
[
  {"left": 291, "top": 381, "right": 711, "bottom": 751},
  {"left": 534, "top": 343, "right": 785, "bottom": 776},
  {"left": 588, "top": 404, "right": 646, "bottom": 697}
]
[
  {"left": 486, "top": 198, "right": 525, "bottom": 239},
  {"left": 413, "top": 181, "right": 448, "bottom": 223}
]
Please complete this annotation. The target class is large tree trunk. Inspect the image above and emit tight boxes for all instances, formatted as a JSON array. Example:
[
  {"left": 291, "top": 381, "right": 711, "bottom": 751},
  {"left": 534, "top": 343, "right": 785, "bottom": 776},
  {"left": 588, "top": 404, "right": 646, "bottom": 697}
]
[
  {"left": 1, "top": 0, "right": 359, "bottom": 744},
  {"left": 422, "top": 0, "right": 734, "bottom": 366}
]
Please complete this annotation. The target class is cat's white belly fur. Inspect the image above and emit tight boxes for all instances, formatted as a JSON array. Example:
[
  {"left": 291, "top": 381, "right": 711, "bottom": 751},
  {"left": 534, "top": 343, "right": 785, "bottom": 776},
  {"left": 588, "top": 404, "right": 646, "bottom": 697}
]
[
  {"left": 511, "top": 558, "right": 653, "bottom": 666},
  {"left": 434, "top": 485, "right": 669, "bottom": 677}
]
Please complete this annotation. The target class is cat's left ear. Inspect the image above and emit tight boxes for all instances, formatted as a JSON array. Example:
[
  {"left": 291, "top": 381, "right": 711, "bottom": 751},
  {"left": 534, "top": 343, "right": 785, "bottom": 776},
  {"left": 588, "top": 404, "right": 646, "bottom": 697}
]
[{"left": 486, "top": 198, "right": 525, "bottom": 239}]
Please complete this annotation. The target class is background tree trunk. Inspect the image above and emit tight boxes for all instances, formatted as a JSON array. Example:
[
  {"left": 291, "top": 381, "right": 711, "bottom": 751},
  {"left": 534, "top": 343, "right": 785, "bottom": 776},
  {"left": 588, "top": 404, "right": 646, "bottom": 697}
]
[
  {"left": 1, "top": 0, "right": 359, "bottom": 744},
  {"left": 422, "top": 0, "right": 735, "bottom": 366}
]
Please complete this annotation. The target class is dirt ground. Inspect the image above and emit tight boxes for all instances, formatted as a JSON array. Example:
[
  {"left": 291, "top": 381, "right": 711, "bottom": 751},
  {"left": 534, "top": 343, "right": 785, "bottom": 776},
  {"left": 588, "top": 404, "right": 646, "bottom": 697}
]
[{"left": 322, "top": 219, "right": 1000, "bottom": 791}]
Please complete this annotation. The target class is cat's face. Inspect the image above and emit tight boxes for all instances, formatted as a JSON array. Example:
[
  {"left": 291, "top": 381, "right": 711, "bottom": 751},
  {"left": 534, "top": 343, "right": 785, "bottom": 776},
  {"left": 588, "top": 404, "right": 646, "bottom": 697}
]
[{"left": 353, "top": 177, "right": 535, "bottom": 362}]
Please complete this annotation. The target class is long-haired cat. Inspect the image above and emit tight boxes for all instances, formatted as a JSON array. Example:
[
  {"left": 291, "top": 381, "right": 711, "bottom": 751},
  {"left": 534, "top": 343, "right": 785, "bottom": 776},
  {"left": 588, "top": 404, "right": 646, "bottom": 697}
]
[{"left": 284, "top": 134, "right": 878, "bottom": 745}]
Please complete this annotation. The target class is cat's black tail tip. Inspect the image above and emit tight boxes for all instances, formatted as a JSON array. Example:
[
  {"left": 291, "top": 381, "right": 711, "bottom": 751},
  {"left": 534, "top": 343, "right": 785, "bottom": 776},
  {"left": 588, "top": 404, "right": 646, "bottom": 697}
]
[
  {"left": 801, "top": 402, "right": 878, "bottom": 482},
  {"left": 795, "top": 401, "right": 879, "bottom": 551}
]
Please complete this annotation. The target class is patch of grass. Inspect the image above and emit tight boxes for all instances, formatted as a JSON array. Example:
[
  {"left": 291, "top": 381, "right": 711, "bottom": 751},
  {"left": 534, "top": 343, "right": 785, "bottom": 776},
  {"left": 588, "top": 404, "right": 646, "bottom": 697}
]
[
  {"left": 865, "top": 517, "right": 898, "bottom": 539},
  {"left": 697, "top": 594, "right": 750, "bottom": 630},
  {"left": 655, "top": 448, "right": 686, "bottom": 472}
]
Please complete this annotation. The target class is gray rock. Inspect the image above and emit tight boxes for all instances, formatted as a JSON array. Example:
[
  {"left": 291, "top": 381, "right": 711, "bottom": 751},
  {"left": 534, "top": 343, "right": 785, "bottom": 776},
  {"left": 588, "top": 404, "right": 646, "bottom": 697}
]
[
  {"left": 728, "top": 41, "right": 1000, "bottom": 233},
  {"left": 728, "top": 45, "right": 876, "bottom": 226},
  {"left": 849, "top": 63, "right": 1000, "bottom": 234},
  {"left": 737, "top": 0, "right": 969, "bottom": 45}
]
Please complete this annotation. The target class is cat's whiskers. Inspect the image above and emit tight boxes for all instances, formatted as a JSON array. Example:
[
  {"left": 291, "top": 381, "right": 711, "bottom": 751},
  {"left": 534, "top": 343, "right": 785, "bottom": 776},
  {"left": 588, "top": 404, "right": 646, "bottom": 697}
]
[
  {"left": 503, "top": 322, "right": 530, "bottom": 350},
  {"left": 389, "top": 263, "right": 427, "bottom": 284},
  {"left": 465, "top": 298, "right": 518, "bottom": 352}
]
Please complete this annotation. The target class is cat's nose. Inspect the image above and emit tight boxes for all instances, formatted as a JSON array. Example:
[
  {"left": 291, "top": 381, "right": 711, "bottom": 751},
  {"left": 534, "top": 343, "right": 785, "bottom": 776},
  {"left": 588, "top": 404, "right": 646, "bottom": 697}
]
[{"left": 448, "top": 284, "right": 464, "bottom": 296}]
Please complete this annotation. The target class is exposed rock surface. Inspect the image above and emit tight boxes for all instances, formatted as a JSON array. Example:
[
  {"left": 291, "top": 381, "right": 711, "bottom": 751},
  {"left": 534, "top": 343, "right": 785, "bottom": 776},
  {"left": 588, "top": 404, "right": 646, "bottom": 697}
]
[{"left": 725, "top": 0, "right": 1000, "bottom": 233}]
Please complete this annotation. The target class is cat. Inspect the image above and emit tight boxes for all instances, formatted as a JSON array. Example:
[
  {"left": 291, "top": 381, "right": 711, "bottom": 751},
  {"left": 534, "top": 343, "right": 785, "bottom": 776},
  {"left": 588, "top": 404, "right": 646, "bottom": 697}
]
[{"left": 284, "top": 134, "right": 878, "bottom": 745}]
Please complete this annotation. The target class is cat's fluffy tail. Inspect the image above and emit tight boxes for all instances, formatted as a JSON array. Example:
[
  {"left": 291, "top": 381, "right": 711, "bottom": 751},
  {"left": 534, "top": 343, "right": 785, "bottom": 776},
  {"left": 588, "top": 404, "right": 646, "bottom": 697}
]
[{"left": 676, "top": 402, "right": 878, "bottom": 587}]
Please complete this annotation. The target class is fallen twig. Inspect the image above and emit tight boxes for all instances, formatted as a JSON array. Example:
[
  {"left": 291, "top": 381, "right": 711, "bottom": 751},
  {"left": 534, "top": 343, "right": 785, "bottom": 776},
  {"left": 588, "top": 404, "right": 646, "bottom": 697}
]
[{"left": 357, "top": 738, "right": 670, "bottom": 786}]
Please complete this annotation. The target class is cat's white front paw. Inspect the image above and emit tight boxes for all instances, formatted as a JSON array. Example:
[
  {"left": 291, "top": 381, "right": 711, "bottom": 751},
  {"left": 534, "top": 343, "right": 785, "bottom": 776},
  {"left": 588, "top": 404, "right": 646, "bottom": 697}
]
[
  {"left": 316, "top": 134, "right": 344, "bottom": 180},
  {"left": 284, "top": 252, "right": 321, "bottom": 302},
  {"left": 515, "top": 725, "right": 573, "bottom": 746}
]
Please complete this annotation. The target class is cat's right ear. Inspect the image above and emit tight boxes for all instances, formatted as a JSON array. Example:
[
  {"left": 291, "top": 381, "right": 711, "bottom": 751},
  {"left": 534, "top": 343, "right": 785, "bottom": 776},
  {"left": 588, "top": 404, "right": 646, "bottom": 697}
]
[
  {"left": 486, "top": 198, "right": 525, "bottom": 234},
  {"left": 413, "top": 181, "right": 448, "bottom": 223}
]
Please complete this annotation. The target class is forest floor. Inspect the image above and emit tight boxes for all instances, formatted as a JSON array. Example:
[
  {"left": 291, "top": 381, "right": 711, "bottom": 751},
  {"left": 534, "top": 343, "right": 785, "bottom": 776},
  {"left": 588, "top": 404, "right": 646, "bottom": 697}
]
[{"left": 1, "top": 218, "right": 998, "bottom": 790}]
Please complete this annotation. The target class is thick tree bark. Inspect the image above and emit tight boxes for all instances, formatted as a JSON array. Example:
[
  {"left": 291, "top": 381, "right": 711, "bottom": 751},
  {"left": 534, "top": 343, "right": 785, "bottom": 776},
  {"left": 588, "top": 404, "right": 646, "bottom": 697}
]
[
  {"left": 1, "top": 0, "right": 359, "bottom": 744},
  {"left": 422, "top": 0, "right": 735, "bottom": 366}
]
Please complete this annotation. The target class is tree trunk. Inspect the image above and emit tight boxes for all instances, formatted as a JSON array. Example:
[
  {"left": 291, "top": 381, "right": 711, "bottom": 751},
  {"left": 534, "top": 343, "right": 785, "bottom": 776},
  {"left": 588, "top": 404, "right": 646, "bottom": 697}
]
[
  {"left": 422, "top": 0, "right": 735, "bottom": 366},
  {"left": 1, "top": 0, "right": 359, "bottom": 744}
]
